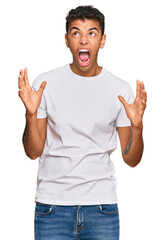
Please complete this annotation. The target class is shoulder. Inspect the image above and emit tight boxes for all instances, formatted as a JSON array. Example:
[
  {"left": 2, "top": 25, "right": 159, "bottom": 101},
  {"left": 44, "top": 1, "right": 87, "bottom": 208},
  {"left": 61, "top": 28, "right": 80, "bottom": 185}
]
[
  {"left": 103, "top": 68, "right": 131, "bottom": 90},
  {"left": 32, "top": 65, "right": 67, "bottom": 90},
  {"left": 39, "top": 65, "right": 67, "bottom": 80},
  {"left": 102, "top": 68, "right": 134, "bottom": 102}
]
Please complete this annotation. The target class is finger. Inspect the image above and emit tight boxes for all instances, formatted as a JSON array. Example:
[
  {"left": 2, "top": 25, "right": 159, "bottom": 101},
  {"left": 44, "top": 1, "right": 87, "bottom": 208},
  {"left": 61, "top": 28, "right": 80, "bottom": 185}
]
[
  {"left": 37, "top": 81, "right": 47, "bottom": 94},
  {"left": 24, "top": 67, "right": 30, "bottom": 86},
  {"left": 143, "top": 88, "right": 147, "bottom": 102},
  {"left": 20, "top": 68, "right": 23, "bottom": 76},
  {"left": 137, "top": 81, "right": 144, "bottom": 100},
  {"left": 18, "top": 69, "right": 25, "bottom": 89},
  {"left": 18, "top": 75, "right": 22, "bottom": 89},
  {"left": 139, "top": 81, "right": 144, "bottom": 99},
  {"left": 18, "top": 88, "right": 25, "bottom": 100},
  {"left": 140, "top": 81, "right": 147, "bottom": 101},
  {"left": 18, "top": 88, "right": 23, "bottom": 98},
  {"left": 118, "top": 95, "right": 128, "bottom": 107},
  {"left": 140, "top": 99, "right": 147, "bottom": 112},
  {"left": 136, "top": 79, "right": 140, "bottom": 98},
  {"left": 140, "top": 81, "right": 147, "bottom": 102},
  {"left": 141, "top": 81, "right": 145, "bottom": 90}
]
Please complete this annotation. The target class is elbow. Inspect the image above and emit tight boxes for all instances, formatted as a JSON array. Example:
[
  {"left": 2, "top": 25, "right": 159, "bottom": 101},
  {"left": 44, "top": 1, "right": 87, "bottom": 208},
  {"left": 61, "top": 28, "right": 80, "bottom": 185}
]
[
  {"left": 124, "top": 157, "right": 141, "bottom": 168},
  {"left": 127, "top": 162, "right": 139, "bottom": 168},
  {"left": 24, "top": 148, "right": 41, "bottom": 160},
  {"left": 26, "top": 152, "right": 39, "bottom": 160},
  {"left": 29, "top": 155, "right": 39, "bottom": 160},
  {"left": 22, "top": 143, "right": 42, "bottom": 160}
]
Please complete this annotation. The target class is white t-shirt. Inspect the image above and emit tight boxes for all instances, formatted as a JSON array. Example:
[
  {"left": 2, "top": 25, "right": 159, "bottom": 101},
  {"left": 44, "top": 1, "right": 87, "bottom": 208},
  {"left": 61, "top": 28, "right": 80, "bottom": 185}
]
[{"left": 32, "top": 64, "right": 135, "bottom": 205}]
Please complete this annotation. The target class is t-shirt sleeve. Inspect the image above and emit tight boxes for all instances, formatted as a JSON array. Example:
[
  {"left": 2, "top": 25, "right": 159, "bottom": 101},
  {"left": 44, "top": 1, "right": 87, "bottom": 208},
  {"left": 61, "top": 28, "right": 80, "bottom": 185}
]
[
  {"left": 116, "top": 84, "right": 135, "bottom": 127},
  {"left": 31, "top": 75, "right": 48, "bottom": 119}
]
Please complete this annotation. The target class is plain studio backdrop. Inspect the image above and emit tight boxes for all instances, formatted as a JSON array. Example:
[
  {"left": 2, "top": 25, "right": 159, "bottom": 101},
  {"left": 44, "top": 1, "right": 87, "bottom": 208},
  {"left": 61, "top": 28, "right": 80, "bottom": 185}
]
[{"left": 0, "top": 0, "right": 164, "bottom": 239}]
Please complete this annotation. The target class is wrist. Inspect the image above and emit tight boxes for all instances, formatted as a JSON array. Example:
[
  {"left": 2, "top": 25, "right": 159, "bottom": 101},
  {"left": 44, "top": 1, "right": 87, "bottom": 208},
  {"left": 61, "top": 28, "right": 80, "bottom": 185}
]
[
  {"left": 25, "top": 111, "right": 37, "bottom": 120},
  {"left": 131, "top": 122, "right": 143, "bottom": 131}
]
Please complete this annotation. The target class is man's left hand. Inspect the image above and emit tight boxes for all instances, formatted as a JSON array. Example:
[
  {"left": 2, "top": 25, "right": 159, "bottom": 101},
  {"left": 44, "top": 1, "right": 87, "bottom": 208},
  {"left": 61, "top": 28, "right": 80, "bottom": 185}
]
[{"left": 118, "top": 80, "right": 147, "bottom": 128}]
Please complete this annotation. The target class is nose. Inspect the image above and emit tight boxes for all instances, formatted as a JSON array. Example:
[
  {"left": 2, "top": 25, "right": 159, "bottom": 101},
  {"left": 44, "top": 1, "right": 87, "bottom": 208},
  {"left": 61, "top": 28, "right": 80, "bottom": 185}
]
[{"left": 80, "top": 35, "right": 88, "bottom": 45}]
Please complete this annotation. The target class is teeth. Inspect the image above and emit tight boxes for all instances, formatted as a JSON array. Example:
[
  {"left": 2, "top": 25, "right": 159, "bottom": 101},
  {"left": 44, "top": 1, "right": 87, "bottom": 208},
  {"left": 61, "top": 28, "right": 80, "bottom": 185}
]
[{"left": 79, "top": 49, "right": 89, "bottom": 53}]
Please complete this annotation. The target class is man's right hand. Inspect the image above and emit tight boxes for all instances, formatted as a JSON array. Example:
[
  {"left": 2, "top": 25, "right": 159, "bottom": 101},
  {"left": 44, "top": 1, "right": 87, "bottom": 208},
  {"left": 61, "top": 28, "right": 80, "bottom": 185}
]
[{"left": 18, "top": 67, "right": 47, "bottom": 116}]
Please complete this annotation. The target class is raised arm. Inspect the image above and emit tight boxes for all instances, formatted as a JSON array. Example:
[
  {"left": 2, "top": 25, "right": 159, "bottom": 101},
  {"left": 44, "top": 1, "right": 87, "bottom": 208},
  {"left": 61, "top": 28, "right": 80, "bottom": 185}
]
[
  {"left": 117, "top": 80, "right": 147, "bottom": 167},
  {"left": 18, "top": 68, "right": 47, "bottom": 159}
]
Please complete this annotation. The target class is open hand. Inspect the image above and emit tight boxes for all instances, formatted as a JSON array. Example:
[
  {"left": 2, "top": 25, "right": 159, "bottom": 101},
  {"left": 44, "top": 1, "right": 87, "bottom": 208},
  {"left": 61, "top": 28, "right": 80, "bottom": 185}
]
[
  {"left": 18, "top": 67, "right": 47, "bottom": 116},
  {"left": 118, "top": 80, "right": 147, "bottom": 128}
]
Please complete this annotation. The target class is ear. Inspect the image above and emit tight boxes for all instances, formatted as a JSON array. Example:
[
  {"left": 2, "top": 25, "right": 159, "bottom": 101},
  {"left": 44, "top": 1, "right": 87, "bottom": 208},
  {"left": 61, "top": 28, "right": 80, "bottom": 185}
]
[
  {"left": 100, "top": 34, "right": 106, "bottom": 49},
  {"left": 65, "top": 33, "right": 69, "bottom": 48}
]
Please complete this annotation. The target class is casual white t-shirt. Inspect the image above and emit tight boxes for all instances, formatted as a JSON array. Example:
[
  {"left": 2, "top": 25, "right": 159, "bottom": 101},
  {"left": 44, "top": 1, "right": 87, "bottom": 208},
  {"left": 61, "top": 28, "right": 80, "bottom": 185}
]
[{"left": 32, "top": 64, "right": 135, "bottom": 205}]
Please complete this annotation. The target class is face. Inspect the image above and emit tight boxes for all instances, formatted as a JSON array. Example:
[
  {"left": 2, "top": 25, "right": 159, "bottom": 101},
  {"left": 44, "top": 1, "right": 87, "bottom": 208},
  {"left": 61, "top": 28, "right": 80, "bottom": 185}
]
[{"left": 65, "top": 19, "right": 106, "bottom": 75}]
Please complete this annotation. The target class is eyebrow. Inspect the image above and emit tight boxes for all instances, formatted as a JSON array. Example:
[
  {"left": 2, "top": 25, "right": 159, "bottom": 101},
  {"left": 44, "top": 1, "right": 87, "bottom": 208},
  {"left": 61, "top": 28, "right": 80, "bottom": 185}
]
[
  {"left": 70, "top": 27, "right": 99, "bottom": 32},
  {"left": 88, "top": 27, "right": 99, "bottom": 32},
  {"left": 70, "top": 27, "right": 80, "bottom": 32}
]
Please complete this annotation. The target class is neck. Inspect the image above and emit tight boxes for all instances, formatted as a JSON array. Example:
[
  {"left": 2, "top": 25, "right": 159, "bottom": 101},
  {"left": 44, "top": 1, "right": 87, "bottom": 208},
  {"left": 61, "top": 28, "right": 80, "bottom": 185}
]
[{"left": 70, "top": 62, "right": 102, "bottom": 77}]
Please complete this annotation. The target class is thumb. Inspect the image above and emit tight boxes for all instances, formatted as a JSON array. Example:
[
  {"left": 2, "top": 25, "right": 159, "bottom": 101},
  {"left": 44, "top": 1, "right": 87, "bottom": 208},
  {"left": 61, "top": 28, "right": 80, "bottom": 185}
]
[
  {"left": 38, "top": 81, "right": 47, "bottom": 94},
  {"left": 118, "top": 95, "right": 128, "bottom": 107}
]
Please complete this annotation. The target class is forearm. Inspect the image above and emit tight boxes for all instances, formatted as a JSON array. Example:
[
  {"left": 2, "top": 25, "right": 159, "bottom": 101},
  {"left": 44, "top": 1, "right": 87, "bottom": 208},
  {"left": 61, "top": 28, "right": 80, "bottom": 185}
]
[
  {"left": 123, "top": 124, "right": 144, "bottom": 167},
  {"left": 22, "top": 113, "right": 44, "bottom": 159}
]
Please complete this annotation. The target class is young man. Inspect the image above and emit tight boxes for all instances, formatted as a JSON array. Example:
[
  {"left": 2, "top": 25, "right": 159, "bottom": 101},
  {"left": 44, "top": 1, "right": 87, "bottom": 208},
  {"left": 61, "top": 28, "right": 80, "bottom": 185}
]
[{"left": 18, "top": 5, "right": 147, "bottom": 240}]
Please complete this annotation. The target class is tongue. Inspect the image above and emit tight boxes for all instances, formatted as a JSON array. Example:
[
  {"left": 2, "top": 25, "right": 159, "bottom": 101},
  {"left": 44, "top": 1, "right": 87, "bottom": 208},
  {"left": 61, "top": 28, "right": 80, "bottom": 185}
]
[{"left": 79, "top": 52, "right": 89, "bottom": 62}]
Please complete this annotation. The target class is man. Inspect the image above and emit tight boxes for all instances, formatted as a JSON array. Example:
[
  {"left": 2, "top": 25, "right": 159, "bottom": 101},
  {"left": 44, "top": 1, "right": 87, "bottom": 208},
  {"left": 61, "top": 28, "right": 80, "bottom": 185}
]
[{"left": 18, "top": 5, "right": 147, "bottom": 240}]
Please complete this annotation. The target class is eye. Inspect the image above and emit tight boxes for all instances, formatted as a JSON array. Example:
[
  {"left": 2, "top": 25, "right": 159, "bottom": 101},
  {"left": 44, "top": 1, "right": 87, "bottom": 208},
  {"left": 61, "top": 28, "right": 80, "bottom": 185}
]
[
  {"left": 89, "top": 32, "right": 96, "bottom": 37},
  {"left": 73, "top": 31, "right": 79, "bottom": 37}
]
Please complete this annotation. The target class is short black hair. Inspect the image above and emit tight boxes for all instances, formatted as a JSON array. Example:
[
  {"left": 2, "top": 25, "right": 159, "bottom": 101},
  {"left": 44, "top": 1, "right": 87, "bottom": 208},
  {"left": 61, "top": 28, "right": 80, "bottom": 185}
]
[{"left": 66, "top": 5, "right": 105, "bottom": 36}]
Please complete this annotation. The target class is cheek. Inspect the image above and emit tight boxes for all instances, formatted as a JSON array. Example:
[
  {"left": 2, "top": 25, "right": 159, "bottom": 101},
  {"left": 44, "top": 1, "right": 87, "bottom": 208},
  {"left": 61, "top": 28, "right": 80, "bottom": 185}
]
[
  {"left": 69, "top": 46, "right": 78, "bottom": 58},
  {"left": 67, "top": 42, "right": 76, "bottom": 53},
  {"left": 69, "top": 39, "right": 78, "bottom": 50},
  {"left": 91, "top": 45, "right": 101, "bottom": 57}
]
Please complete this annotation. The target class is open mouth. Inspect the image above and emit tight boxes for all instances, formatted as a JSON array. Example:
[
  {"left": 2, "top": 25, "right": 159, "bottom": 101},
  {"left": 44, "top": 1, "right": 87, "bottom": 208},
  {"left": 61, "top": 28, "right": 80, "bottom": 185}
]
[{"left": 78, "top": 49, "right": 90, "bottom": 65}]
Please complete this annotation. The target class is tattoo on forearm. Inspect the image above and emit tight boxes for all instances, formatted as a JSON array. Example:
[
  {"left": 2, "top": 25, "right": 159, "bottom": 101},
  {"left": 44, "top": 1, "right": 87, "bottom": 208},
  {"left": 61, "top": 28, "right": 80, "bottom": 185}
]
[
  {"left": 124, "top": 129, "right": 133, "bottom": 155},
  {"left": 23, "top": 123, "right": 29, "bottom": 143}
]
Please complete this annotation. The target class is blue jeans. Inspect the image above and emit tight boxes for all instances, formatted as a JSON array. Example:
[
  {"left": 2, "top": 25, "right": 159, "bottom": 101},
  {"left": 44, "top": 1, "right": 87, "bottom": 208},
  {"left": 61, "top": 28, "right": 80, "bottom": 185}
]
[{"left": 34, "top": 202, "right": 120, "bottom": 240}]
